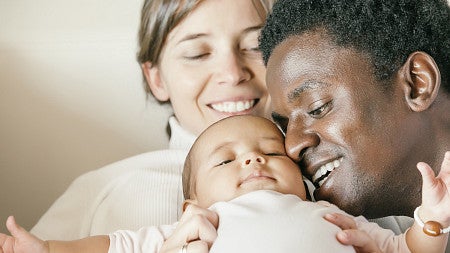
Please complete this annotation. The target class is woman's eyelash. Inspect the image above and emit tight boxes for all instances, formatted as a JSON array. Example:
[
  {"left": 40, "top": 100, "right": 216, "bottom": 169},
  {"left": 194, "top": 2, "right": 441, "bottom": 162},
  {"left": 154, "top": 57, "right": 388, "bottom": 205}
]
[{"left": 184, "top": 53, "right": 210, "bottom": 60}]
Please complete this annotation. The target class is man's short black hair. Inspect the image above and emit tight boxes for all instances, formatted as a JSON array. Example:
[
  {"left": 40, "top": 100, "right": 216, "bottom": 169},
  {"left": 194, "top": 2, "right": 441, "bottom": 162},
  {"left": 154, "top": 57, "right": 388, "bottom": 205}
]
[{"left": 259, "top": 0, "right": 450, "bottom": 92}]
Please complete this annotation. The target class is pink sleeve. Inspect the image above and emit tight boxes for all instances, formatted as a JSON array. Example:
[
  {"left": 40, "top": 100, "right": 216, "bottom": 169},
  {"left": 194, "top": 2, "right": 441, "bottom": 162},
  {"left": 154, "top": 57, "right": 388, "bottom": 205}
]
[
  {"left": 108, "top": 224, "right": 176, "bottom": 253},
  {"left": 354, "top": 216, "right": 411, "bottom": 253}
]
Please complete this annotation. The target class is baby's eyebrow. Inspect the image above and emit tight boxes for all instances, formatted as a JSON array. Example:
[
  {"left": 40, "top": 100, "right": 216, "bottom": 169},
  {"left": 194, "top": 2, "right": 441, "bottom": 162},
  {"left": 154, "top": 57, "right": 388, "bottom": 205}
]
[{"left": 207, "top": 141, "right": 233, "bottom": 157}]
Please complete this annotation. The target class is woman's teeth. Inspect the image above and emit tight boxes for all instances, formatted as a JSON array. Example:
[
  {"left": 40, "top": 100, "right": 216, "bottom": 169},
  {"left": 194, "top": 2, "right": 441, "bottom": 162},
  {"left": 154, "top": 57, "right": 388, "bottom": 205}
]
[
  {"left": 210, "top": 100, "right": 255, "bottom": 113},
  {"left": 312, "top": 158, "right": 342, "bottom": 187}
]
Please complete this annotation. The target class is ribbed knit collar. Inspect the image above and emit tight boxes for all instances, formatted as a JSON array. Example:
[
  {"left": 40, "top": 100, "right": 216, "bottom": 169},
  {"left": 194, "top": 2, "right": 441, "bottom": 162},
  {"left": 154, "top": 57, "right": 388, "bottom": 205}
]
[{"left": 168, "top": 116, "right": 197, "bottom": 151}]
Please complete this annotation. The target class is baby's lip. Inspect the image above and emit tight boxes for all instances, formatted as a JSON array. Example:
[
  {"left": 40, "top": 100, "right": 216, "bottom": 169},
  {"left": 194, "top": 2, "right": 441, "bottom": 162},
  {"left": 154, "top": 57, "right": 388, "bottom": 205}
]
[{"left": 240, "top": 170, "right": 275, "bottom": 185}]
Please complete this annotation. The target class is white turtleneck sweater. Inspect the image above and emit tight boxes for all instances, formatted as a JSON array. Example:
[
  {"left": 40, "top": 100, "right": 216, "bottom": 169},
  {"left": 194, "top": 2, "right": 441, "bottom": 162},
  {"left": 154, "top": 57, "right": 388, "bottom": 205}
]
[{"left": 31, "top": 117, "right": 196, "bottom": 240}]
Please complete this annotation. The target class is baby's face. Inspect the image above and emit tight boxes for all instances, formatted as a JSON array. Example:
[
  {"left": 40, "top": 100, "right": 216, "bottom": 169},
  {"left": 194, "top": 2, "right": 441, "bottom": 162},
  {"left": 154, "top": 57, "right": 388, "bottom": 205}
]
[{"left": 191, "top": 115, "right": 306, "bottom": 208}]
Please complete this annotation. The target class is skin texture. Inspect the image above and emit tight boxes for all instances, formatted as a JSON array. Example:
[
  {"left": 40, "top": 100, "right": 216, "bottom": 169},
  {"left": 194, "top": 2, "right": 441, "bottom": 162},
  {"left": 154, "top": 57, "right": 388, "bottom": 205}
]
[
  {"left": 1, "top": 116, "right": 450, "bottom": 253},
  {"left": 186, "top": 115, "right": 307, "bottom": 208},
  {"left": 142, "top": 0, "right": 270, "bottom": 136},
  {"left": 266, "top": 30, "right": 448, "bottom": 218}
]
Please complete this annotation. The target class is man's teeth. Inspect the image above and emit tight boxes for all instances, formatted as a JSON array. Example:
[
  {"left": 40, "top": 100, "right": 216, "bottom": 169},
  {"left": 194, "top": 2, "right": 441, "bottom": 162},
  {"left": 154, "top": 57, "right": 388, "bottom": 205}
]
[
  {"left": 210, "top": 100, "right": 255, "bottom": 113},
  {"left": 312, "top": 158, "right": 342, "bottom": 187}
]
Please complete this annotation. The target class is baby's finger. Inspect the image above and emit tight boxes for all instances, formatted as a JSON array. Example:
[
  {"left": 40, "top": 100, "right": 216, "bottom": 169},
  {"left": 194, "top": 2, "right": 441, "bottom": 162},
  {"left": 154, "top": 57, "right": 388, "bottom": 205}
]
[
  {"left": 178, "top": 214, "right": 217, "bottom": 245},
  {"left": 324, "top": 213, "right": 356, "bottom": 230},
  {"left": 184, "top": 240, "right": 209, "bottom": 253},
  {"left": 336, "top": 229, "right": 382, "bottom": 253},
  {"left": 6, "top": 216, "right": 25, "bottom": 239},
  {"left": 160, "top": 215, "right": 217, "bottom": 253},
  {"left": 417, "top": 161, "right": 439, "bottom": 190},
  {"left": 439, "top": 151, "right": 450, "bottom": 177},
  {"left": 181, "top": 204, "right": 219, "bottom": 228}
]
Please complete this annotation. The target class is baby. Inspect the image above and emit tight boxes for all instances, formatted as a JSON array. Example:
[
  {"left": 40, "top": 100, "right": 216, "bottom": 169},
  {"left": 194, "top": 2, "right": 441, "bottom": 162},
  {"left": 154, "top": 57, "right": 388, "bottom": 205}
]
[{"left": 1, "top": 115, "right": 450, "bottom": 253}]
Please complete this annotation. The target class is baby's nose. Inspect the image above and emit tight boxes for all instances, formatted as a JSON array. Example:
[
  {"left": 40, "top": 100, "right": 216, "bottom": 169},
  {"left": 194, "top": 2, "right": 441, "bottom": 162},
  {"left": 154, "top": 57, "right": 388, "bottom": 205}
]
[{"left": 243, "top": 153, "right": 266, "bottom": 166}]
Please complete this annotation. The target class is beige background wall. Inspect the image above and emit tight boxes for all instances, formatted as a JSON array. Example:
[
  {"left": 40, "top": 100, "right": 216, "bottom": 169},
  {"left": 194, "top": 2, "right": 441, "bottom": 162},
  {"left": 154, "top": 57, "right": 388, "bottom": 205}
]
[
  {"left": 1, "top": 0, "right": 450, "bottom": 236},
  {"left": 0, "top": 1, "right": 172, "bottom": 233}
]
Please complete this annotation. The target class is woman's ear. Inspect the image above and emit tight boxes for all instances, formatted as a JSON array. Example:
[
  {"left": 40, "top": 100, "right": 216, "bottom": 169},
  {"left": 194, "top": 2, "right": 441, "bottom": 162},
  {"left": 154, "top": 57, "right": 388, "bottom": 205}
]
[
  {"left": 182, "top": 199, "right": 198, "bottom": 212},
  {"left": 141, "top": 62, "right": 170, "bottom": 102},
  {"left": 400, "top": 51, "right": 441, "bottom": 112}
]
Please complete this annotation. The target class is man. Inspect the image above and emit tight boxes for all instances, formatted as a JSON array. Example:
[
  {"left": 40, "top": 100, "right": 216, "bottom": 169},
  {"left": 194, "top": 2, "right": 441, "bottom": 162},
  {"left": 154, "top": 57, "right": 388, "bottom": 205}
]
[{"left": 259, "top": 0, "right": 450, "bottom": 240}]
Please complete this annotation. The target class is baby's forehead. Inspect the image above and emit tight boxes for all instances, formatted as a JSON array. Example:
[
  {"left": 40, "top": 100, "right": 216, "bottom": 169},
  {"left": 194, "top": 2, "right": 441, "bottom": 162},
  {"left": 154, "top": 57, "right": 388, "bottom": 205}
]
[{"left": 194, "top": 117, "right": 282, "bottom": 150}]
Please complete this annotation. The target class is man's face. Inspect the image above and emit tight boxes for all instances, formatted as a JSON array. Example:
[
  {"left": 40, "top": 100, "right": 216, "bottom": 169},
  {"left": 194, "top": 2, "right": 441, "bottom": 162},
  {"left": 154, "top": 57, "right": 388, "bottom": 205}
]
[{"left": 266, "top": 31, "right": 425, "bottom": 218}]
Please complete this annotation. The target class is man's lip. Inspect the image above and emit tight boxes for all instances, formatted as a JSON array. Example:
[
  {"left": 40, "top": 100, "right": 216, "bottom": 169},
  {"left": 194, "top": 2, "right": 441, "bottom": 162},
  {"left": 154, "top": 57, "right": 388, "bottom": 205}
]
[{"left": 305, "top": 157, "right": 343, "bottom": 188}]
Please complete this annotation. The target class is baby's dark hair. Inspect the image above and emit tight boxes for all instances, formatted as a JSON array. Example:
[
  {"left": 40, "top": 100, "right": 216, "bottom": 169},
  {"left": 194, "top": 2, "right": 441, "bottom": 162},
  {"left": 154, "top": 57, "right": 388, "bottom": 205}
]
[
  {"left": 182, "top": 145, "right": 196, "bottom": 200},
  {"left": 259, "top": 0, "right": 450, "bottom": 93}
]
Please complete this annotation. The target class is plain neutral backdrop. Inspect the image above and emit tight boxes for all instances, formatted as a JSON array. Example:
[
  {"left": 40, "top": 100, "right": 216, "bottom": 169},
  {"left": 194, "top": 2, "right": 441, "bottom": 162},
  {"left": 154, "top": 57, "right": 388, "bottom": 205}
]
[
  {"left": 1, "top": 0, "right": 450, "bottom": 236},
  {"left": 0, "top": 0, "right": 172, "bottom": 233}
]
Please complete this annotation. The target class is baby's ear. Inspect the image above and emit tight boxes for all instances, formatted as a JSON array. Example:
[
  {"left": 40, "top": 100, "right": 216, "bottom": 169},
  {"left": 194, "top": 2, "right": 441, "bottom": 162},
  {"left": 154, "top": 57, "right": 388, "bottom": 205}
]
[{"left": 182, "top": 199, "right": 198, "bottom": 212}]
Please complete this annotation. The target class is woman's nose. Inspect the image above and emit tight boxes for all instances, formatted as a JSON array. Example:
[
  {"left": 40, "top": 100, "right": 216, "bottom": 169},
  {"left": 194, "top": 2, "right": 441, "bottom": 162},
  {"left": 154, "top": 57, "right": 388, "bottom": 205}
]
[{"left": 217, "top": 52, "right": 251, "bottom": 85}]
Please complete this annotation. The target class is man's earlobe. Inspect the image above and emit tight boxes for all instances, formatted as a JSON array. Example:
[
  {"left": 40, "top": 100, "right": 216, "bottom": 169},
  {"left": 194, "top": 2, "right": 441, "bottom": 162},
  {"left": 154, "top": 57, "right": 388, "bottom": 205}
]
[
  {"left": 401, "top": 51, "right": 440, "bottom": 112},
  {"left": 141, "top": 62, "right": 170, "bottom": 102}
]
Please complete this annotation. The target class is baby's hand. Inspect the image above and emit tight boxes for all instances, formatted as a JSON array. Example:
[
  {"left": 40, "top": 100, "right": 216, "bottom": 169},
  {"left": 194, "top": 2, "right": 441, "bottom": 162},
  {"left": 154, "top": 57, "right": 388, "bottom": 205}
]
[
  {"left": 0, "top": 216, "right": 48, "bottom": 253},
  {"left": 417, "top": 151, "right": 450, "bottom": 227},
  {"left": 324, "top": 213, "right": 382, "bottom": 253},
  {"left": 159, "top": 204, "right": 218, "bottom": 253}
]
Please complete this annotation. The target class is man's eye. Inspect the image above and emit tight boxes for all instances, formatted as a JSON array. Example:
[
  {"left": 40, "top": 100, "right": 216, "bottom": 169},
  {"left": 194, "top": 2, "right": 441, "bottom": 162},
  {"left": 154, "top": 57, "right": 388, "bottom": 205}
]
[{"left": 308, "top": 101, "right": 332, "bottom": 118}]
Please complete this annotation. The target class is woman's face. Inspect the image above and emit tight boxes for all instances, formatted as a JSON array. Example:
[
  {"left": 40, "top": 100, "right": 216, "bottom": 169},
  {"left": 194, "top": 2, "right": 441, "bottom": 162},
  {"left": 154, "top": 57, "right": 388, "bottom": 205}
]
[{"left": 146, "top": 0, "right": 269, "bottom": 135}]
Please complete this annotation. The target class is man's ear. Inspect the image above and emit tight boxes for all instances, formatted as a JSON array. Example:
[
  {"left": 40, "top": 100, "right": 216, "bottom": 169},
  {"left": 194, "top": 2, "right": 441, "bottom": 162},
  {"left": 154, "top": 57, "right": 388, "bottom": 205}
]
[
  {"left": 182, "top": 199, "right": 198, "bottom": 212},
  {"left": 141, "top": 62, "right": 170, "bottom": 102},
  {"left": 400, "top": 51, "right": 441, "bottom": 112}
]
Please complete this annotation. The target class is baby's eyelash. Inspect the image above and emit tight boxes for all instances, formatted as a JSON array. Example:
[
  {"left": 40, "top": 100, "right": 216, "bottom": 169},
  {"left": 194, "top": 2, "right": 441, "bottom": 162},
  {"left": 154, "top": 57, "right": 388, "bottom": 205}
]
[{"left": 216, "top": 160, "right": 233, "bottom": 167}]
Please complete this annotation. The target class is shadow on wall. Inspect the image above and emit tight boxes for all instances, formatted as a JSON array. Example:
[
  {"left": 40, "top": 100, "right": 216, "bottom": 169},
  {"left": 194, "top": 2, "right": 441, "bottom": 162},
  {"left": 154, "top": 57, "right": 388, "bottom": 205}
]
[{"left": 0, "top": 0, "right": 173, "bottom": 232}]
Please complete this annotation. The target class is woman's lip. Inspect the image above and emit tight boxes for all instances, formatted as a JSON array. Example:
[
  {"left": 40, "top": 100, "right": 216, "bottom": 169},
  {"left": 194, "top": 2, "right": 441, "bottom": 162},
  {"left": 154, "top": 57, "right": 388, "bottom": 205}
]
[{"left": 208, "top": 99, "right": 259, "bottom": 114}]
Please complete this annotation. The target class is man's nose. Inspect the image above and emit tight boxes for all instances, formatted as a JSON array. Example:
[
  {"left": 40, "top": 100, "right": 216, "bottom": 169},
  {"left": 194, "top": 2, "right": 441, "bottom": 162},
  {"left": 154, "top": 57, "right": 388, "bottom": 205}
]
[{"left": 285, "top": 123, "right": 320, "bottom": 163}]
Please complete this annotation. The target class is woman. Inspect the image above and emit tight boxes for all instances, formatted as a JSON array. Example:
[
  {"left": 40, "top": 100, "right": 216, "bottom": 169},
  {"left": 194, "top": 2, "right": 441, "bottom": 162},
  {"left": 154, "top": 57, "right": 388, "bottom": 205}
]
[{"left": 30, "top": 0, "right": 274, "bottom": 240}]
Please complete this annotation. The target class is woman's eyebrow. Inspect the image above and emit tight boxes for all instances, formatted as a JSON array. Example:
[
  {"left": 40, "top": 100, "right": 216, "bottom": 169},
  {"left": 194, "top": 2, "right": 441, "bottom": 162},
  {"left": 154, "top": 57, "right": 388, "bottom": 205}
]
[
  {"left": 242, "top": 25, "right": 264, "bottom": 34},
  {"left": 176, "top": 33, "right": 208, "bottom": 45}
]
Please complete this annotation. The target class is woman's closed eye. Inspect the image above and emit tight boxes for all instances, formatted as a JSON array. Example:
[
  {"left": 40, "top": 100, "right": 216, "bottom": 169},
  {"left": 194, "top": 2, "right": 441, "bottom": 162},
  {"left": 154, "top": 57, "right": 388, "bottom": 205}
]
[{"left": 183, "top": 52, "right": 210, "bottom": 60}]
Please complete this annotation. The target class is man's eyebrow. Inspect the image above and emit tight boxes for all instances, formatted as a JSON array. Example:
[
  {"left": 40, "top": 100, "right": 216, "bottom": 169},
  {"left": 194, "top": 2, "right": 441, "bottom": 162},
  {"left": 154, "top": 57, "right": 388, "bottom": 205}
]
[{"left": 288, "top": 80, "right": 330, "bottom": 103}]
